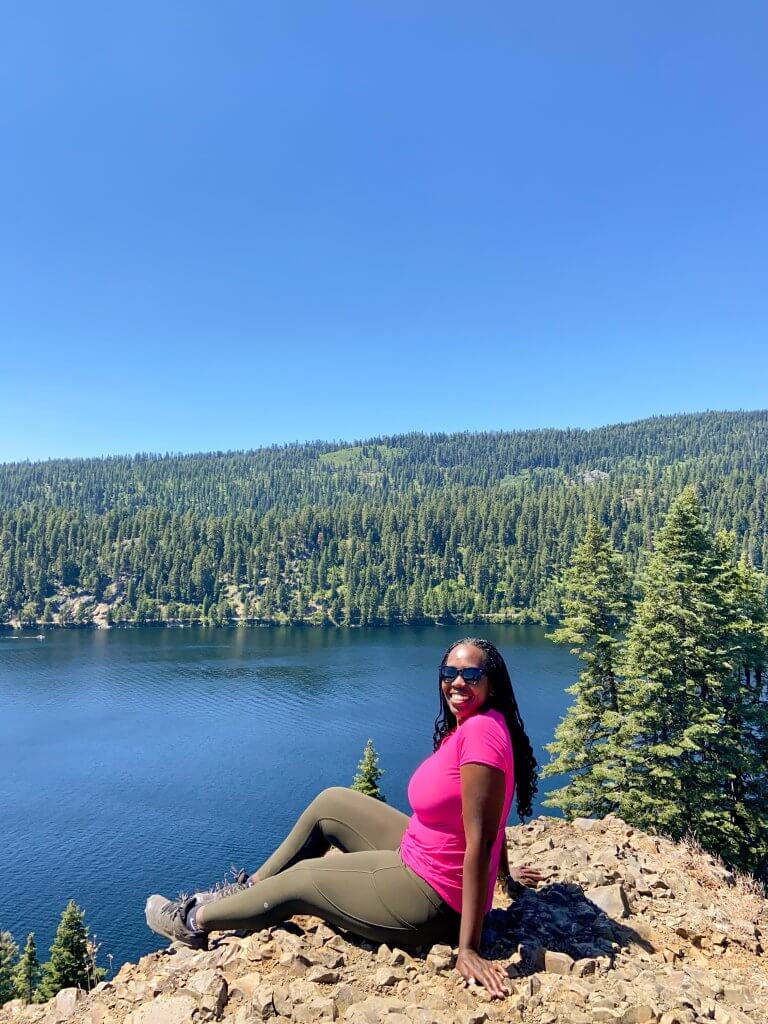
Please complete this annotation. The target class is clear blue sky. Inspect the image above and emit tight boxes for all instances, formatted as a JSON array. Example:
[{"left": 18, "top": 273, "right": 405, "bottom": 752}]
[{"left": 1, "top": 2, "right": 766, "bottom": 462}]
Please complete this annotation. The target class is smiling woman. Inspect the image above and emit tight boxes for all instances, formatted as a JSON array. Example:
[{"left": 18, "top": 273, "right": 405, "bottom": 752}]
[
  {"left": 399, "top": 636, "right": 539, "bottom": 994},
  {"left": 145, "top": 637, "right": 539, "bottom": 999}
]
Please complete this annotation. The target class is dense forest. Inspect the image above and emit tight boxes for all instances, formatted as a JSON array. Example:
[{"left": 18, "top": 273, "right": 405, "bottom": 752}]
[{"left": 1, "top": 411, "right": 767, "bottom": 627}]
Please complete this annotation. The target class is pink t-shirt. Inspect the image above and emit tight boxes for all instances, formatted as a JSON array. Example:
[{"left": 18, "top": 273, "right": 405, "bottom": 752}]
[{"left": 399, "top": 707, "right": 515, "bottom": 914}]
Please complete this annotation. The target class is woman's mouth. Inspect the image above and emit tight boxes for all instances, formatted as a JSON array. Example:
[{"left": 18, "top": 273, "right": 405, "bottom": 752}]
[{"left": 450, "top": 693, "right": 471, "bottom": 705}]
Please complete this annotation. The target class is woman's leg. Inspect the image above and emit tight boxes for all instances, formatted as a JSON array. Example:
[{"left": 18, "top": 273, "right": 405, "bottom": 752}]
[
  {"left": 200, "top": 849, "right": 460, "bottom": 949},
  {"left": 252, "top": 787, "right": 410, "bottom": 881}
]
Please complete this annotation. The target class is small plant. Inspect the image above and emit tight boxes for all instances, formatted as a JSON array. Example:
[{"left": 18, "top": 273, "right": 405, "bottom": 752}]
[{"left": 351, "top": 739, "right": 386, "bottom": 802}]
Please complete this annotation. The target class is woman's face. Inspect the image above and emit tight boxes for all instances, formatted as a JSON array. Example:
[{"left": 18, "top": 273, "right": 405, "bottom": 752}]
[{"left": 441, "top": 643, "right": 491, "bottom": 723}]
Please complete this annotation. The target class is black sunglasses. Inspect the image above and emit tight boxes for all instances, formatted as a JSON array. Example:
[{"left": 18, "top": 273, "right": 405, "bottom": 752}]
[{"left": 439, "top": 666, "right": 486, "bottom": 685}]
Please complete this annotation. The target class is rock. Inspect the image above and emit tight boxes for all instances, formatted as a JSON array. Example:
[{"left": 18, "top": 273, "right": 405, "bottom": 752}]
[
  {"left": 184, "top": 969, "right": 228, "bottom": 1017},
  {"left": 342, "top": 995, "right": 406, "bottom": 1024},
  {"left": 373, "top": 967, "right": 403, "bottom": 989},
  {"left": 293, "top": 996, "right": 336, "bottom": 1022},
  {"left": 659, "top": 1011, "right": 696, "bottom": 1024},
  {"left": 132, "top": 994, "right": 199, "bottom": 1024},
  {"left": 271, "top": 984, "right": 293, "bottom": 1018},
  {"left": 305, "top": 966, "right": 340, "bottom": 984},
  {"left": 333, "top": 984, "right": 363, "bottom": 1016},
  {"left": 519, "top": 976, "right": 541, "bottom": 998},
  {"left": 544, "top": 950, "right": 574, "bottom": 975},
  {"left": 590, "top": 994, "right": 619, "bottom": 1009},
  {"left": 80, "top": 1004, "right": 115, "bottom": 1024},
  {"left": 288, "top": 978, "right": 324, "bottom": 1006},
  {"left": 249, "top": 985, "right": 277, "bottom": 1021},
  {"left": 318, "top": 950, "right": 345, "bottom": 969},
  {"left": 53, "top": 989, "right": 85, "bottom": 1020},
  {"left": 572, "top": 817, "right": 602, "bottom": 831},
  {"left": 425, "top": 945, "right": 454, "bottom": 972},
  {"left": 457, "top": 1007, "right": 488, "bottom": 1024},
  {"left": 528, "top": 837, "right": 556, "bottom": 857},
  {"left": 572, "top": 957, "right": 598, "bottom": 977},
  {"left": 311, "top": 925, "right": 337, "bottom": 946},
  {"left": 622, "top": 1005, "right": 658, "bottom": 1023},
  {"left": 713, "top": 1006, "right": 755, "bottom": 1024},
  {"left": 585, "top": 883, "right": 630, "bottom": 919}
]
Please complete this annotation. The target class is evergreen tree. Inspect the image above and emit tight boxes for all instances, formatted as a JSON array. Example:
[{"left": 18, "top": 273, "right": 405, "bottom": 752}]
[
  {"left": 40, "top": 903, "right": 103, "bottom": 999},
  {"left": 713, "top": 540, "right": 768, "bottom": 875},
  {"left": 541, "top": 517, "right": 630, "bottom": 817},
  {"left": 612, "top": 489, "right": 745, "bottom": 863},
  {"left": 12, "top": 934, "right": 41, "bottom": 1005},
  {"left": 351, "top": 739, "right": 386, "bottom": 801},
  {"left": 0, "top": 930, "right": 18, "bottom": 1005}
]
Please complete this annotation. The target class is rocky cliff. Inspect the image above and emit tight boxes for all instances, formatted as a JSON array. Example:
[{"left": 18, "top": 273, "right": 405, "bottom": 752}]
[{"left": 3, "top": 814, "right": 766, "bottom": 1024}]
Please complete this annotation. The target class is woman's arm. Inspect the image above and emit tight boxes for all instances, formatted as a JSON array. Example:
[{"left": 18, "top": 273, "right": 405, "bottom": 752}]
[
  {"left": 455, "top": 762, "right": 510, "bottom": 998},
  {"left": 498, "top": 837, "right": 511, "bottom": 882}
]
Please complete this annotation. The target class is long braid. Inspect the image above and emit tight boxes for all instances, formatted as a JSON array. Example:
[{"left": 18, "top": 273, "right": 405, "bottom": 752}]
[{"left": 433, "top": 636, "right": 538, "bottom": 822}]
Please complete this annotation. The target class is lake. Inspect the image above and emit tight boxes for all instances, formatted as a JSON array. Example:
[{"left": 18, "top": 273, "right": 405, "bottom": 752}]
[{"left": 0, "top": 624, "right": 576, "bottom": 970}]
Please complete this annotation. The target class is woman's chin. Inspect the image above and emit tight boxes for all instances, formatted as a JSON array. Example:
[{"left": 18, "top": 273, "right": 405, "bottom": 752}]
[{"left": 451, "top": 702, "right": 475, "bottom": 720}]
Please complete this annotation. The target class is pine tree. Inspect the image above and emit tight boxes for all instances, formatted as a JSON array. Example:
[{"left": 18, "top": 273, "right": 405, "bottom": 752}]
[
  {"left": 12, "top": 933, "right": 41, "bottom": 1005},
  {"left": 714, "top": 541, "right": 768, "bottom": 876},
  {"left": 0, "top": 931, "right": 19, "bottom": 1005},
  {"left": 39, "top": 903, "right": 103, "bottom": 999},
  {"left": 351, "top": 739, "right": 386, "bottom": 801},
  {"left": 541, "top": 517, "right": 630, "bottom": 817},
  {"left": 612, "top": 489, "right": 741, "bottom": 860}
]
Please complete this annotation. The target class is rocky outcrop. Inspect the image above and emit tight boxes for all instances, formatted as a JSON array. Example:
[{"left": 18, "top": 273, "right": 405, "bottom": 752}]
[{"left": 2, "top": 815, "right": 766, "bottom": 1024}]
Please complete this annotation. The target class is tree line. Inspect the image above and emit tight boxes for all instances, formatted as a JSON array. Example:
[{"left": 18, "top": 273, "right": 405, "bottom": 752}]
[{"left": 1, "top": 411, "right": 767, "bottom": 627}]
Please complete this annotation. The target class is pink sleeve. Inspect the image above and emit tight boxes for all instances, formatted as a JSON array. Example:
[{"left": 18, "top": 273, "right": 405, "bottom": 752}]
[{"left": 456, "top": 714, "right": 509, "bottom": 773}]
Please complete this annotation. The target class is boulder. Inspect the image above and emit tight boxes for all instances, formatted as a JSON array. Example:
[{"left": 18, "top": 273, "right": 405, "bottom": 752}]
[
  {"left": 53, "top": 990, "right": 84, "bottom": 1021},
  {"left": 585, "top": 883, "right": 630, "bottom": 919},
  {"left": 132, "top": 994, "right": 199, "bottom": 1024},
  {"left": 543, "top": 950, "right": 574, "bottom": 975}
]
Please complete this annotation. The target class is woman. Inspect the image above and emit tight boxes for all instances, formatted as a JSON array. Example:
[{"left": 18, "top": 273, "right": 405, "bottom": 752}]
[{"left": 146, "top": 637, "right": 539, "bottom": 998}]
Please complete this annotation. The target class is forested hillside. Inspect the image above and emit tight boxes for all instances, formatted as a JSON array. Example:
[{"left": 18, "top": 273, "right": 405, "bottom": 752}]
[{"left": 1, "top": 411, "right": 767, "bottom": 627}]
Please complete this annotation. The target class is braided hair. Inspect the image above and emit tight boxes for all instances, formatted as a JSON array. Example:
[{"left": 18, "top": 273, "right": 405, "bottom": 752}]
[{"left": 433, "top": 636, "right": 538, "bottom": 822}]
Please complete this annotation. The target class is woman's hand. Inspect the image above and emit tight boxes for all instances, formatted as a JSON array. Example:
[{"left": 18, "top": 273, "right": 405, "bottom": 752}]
[
  {"left": 509, "top": 864, "right": 546, "bottom": 887},
  {"left": 455, "top": 948, "right": 510, "bottom": 999}
]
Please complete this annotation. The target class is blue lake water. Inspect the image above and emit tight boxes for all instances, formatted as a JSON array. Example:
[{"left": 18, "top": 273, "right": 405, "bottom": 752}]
[{"left": 0, "top": 624, "right": 576, "bottom": 971}]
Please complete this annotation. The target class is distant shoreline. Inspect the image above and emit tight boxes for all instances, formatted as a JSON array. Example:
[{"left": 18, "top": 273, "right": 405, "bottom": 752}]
[{"left": 0, "top": 609, "right": 548, "bottom": 632}]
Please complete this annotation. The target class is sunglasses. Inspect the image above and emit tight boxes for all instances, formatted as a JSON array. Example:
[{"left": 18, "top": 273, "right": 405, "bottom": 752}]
[{"left": 439, "top": 666, "right": 486, "bottom": 686}]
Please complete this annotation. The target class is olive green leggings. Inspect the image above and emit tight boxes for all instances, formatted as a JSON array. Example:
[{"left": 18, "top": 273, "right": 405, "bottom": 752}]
[{"left": 199, "top": 787, "right": 461, "bottom": 948}]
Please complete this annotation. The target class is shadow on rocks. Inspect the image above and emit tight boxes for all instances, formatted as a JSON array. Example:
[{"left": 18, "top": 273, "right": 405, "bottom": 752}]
[{"left": 481, "top": 880, "right": 654, "bottom": 974}]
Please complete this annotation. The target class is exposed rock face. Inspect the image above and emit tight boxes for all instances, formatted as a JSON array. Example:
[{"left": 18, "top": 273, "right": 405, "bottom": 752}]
[{"left": 2, "top": 815, "right": 766, "bottom": 1024}]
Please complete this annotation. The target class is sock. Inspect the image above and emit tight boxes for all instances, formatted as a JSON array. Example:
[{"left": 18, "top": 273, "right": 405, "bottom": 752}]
[{"left": 185, "top": 904, "right": 202, "bottom": 934}]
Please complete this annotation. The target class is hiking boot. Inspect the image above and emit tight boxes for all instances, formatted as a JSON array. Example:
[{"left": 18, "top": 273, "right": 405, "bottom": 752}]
[
  {"left": 193, "top": 867, "right": 250, "bottom": 907},
  {"left": 145, "top": 894, "right": 208, "bottom": 949}
]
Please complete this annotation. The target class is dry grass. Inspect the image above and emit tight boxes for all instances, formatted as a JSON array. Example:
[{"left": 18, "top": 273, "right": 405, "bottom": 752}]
[{"left": 674, "top": 829, "right": 767, "bottom": 930}]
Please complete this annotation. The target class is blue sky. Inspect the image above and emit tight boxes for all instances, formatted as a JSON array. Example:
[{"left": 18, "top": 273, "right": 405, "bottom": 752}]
[{"left": 1, "top": 2, "right": 766, "bottom": 462}]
